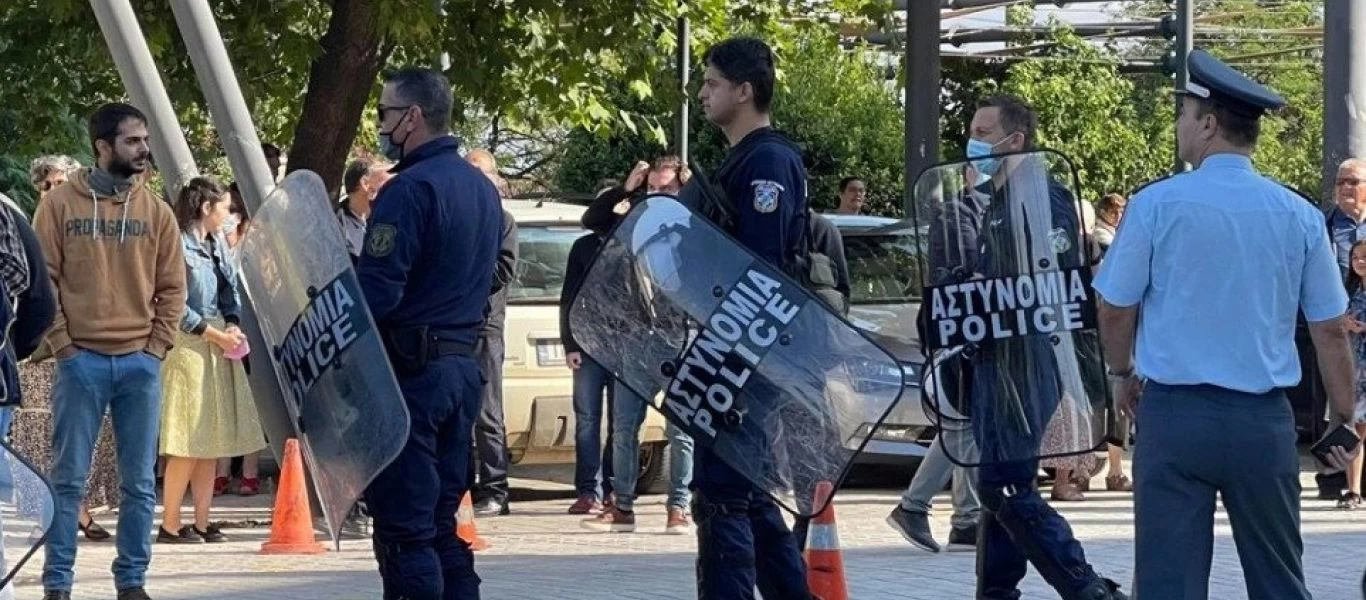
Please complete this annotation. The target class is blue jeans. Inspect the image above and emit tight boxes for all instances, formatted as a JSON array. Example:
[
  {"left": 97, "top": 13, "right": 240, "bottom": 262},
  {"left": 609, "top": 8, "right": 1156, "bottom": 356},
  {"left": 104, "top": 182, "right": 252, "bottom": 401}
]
[
  {"left": 364, "top": 355, "right": 483, "bottom": 600},
  {"left": 43, "top": 349, "right": 161, "bottom": 593},
  {"left": 611, "top": 379, "right": 692, "bottom": 511},
  {"left": 572, "top": 357, "right": 613, "bottom": 500}
]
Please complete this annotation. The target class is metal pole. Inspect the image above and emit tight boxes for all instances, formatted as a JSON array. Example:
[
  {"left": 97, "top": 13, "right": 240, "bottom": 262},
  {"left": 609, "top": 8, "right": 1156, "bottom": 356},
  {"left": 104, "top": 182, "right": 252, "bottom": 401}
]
[
  {"left": 1173, "top": 0, "right": 1193, "bottom": 173},
  {"left": 905, "top": 1, "right": 941, "bottom": 215},
  {"left": 677, "top": 15, "right": 691, "bottom": 164},
  {"left": 167, "top": 0, "right": 276, "bottom": 213},
  {"left": 167, "top": 0, "right": 294, "bottom": 468},
  {"left": 1324, "top": 0, "right": 1366, "bottom": 203},
  {"left": 88, "top": 0, "right": 198, "bottom": 199}
]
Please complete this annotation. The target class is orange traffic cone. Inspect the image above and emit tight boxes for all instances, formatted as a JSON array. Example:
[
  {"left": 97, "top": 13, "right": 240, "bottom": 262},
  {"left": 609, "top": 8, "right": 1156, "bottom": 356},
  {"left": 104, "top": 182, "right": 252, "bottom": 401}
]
[
  {"left": 260, "top": 439, "right": 325, "bottom": 554},
  {"left": 803, "top": 481, "right": 848, "bottom": 600},
  {"left": 455, "top": 491, "right": 490, "bottom": 551}
]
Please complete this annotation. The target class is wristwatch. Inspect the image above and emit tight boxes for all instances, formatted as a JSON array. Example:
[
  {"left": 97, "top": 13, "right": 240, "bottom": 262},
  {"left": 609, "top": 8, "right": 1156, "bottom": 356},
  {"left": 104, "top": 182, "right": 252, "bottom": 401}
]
[{"left": 1106, "top": 364, "right": 1135, "bottom": 378}]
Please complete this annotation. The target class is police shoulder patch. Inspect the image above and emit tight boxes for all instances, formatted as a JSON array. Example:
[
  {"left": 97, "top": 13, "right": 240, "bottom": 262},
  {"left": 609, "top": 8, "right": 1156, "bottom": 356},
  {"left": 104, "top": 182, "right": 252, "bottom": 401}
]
[
  {"left": 751, "top": 180, "right": 784, "bottom": 214},
  {"left": 366, "top": 223, "right": 398, "bottom": 258},
  {"left": 1047, "top": 227, "right": 1072, "bottom": 254}
]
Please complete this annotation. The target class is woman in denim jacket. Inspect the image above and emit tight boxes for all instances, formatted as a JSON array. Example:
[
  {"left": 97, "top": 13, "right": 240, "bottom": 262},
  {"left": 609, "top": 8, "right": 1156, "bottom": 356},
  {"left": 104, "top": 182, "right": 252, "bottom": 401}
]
[{"left": 157, "top": 177, "right": 264, "bottom": 543}]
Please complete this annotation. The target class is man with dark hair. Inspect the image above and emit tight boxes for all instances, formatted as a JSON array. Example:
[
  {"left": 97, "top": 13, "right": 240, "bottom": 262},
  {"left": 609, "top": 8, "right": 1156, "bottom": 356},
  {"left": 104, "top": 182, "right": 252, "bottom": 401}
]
[
  {"left": 834, "top": 176, "right": 866, "bottom": 215},
  {"left": 686, "top": 35, "right": 811, "bottom": 599},
  {"left": 338, "top": 156, "right": 393, "bottom": 260},
  {"left": 33, "top": 102, "right": 186, "bottom": 600},
  {"left": 1098, "top": 49, "right": 1358, "bottom": 600},
  {"left": 358, "top": 67, "right": 501, "bottom": 599}
]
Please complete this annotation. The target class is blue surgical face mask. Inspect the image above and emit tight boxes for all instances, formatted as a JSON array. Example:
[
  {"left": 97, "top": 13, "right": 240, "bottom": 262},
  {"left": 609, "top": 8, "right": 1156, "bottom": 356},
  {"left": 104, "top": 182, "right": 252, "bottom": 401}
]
[{"left": 966, "top": 137, "right": 1006, "bottom": 177}]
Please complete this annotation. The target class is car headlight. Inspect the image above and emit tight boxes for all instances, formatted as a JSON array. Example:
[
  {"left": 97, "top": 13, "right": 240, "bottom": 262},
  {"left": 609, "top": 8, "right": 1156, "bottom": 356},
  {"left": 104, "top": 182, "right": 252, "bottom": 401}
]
[{"left": 902, "top": 363, "right": 923, "bottom": 387}]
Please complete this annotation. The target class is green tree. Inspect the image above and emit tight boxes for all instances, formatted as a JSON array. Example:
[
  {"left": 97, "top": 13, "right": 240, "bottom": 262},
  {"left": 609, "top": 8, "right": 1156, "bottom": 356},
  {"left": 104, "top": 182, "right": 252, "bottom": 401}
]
[
  {"left": 555, "top": 23, "right": 907, "bottom": 216},
  {"left": 0, "top": 0, "right": 797, "bottom": 199},
  {"left": 998, "top": 28, "right": 1168, "bottom": 201}
]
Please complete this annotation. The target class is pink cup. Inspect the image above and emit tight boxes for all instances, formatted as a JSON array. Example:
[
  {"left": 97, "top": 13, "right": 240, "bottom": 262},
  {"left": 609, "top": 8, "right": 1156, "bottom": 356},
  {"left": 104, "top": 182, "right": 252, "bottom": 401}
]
[{"left": 223, "top": 338, "right": 250, "bottom": 361}]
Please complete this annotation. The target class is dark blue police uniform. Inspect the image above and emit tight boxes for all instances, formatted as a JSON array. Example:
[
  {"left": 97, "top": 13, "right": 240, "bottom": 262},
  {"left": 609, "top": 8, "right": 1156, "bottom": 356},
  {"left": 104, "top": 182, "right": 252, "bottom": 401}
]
[
  {"left": 691, "top": 127, "right": 812, "bottom": 600},
  {"left": 928, "top": 172, "right": 1116, "bottom": 599},
  {"left": 357, "top": 135, "right": 502, "bottom": 600}
]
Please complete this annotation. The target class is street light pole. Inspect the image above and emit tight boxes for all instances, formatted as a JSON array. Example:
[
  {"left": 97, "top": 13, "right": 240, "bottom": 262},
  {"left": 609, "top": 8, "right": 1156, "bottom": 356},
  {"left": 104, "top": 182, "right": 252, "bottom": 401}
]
[
  {"left": 168, "top": 0, "right": 276, "bottom": 214},
  {"left": 906, "top": 1, "right": 941, "bottom": 215},
  {"left": 1324, "top": 0, "right": 1366, "bottom": 202},
  {"left": 677, "top": 14, "right": 691, "bottom": 164}
]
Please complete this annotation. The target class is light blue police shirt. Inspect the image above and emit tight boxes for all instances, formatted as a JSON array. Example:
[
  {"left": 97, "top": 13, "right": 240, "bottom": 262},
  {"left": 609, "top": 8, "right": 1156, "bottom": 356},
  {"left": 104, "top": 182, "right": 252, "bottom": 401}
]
[{"left": 1093, "top": 153, "right": 1347, "bottom": 394}]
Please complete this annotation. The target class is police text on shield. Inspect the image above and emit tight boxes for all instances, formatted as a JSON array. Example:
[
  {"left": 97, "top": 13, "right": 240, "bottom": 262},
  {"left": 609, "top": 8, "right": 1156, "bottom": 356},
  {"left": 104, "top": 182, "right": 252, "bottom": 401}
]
[
  {"left": 663, "top": 269, "right": 802, "bottom": 440},
  {"left": 926, "top": 268, "right": 1095, "bottom": 350},
  {"left": 277, "top": 275, "right": 367, "bottom": 404}
]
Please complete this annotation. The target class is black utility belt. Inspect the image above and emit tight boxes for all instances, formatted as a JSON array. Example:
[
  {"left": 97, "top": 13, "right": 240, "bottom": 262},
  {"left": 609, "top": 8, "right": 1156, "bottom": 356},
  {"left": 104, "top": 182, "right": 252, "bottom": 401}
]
[{"left": 382, "top": 325, "right": 481, "bottom": 374}]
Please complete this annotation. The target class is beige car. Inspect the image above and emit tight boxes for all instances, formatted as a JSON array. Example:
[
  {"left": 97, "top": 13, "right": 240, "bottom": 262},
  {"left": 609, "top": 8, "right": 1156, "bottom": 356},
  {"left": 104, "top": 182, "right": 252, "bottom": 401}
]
[{"left": 499, "top": 199, "right": 673, "bottom": 494}]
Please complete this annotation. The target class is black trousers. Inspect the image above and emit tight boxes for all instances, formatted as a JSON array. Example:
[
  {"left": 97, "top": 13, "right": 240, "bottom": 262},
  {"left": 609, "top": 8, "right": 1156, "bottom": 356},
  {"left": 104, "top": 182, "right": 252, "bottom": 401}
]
[{"left": 472, "top": 334, "right": 510, "bottom": 502}]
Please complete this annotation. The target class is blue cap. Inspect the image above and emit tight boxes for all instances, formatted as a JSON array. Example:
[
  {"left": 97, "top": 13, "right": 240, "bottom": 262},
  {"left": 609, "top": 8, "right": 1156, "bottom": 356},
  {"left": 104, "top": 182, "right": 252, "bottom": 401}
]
[{"left": 1177, "top": 49, "right": 1286, "bottom": 118}]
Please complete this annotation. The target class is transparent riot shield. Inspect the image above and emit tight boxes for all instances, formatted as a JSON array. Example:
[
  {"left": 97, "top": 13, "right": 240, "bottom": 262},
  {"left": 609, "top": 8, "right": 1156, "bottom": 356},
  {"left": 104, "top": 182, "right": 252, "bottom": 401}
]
[
  {"left": 236, "top": 170, "right": 410, "bottom": 546},
  {"left": 0, "top": 439, "right": 52, "bottom": 592},
  {"left": 567, "top": 196, "right": 906, "bottom": 517},
  {"left": 909, "top": 150, "right": 1114, "bottom": 467}
]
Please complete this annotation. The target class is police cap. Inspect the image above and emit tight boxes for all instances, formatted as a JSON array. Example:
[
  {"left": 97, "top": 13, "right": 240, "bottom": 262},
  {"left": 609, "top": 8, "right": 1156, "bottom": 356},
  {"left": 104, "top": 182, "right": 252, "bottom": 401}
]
[{"left": 1176, "top": 49, "right": 1286, "bottom": 118}]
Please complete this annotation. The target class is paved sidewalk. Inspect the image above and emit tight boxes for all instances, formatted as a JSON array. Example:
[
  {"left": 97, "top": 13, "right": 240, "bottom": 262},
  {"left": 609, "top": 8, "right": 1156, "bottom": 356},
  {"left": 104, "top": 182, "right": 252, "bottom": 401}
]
[{"left": 6, "top": 470, "right": 1364, "bottom": 599}]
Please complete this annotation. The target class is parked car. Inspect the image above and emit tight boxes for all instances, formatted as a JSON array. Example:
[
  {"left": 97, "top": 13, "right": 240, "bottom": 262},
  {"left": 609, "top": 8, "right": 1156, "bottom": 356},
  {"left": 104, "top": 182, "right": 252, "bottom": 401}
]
[
  {"left": 826, "top": 214, "right": 935, "bottom": 466},
  {"left": 499, "top": 199, "right": 674, "bottom": 494}
]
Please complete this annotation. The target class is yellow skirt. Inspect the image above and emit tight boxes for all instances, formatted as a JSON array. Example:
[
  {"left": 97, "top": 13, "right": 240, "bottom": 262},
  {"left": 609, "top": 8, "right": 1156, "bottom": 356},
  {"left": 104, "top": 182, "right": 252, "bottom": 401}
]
[{"left": 159, "top": 322, "right": 266, "bottom": 458}]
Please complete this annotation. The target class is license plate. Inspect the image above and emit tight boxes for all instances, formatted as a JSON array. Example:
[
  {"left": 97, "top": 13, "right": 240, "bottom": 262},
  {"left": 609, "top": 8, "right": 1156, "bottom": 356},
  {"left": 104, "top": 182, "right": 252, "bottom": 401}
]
[{"left": 536, "top": 340, "right": 566, "bottom": 366}]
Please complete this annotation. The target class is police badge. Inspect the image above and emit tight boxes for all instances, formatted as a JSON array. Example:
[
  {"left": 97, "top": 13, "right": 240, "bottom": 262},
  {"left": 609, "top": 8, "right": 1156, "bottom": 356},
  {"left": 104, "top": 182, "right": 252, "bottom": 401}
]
[
  {"left": 1048, "top": 227, "right": 1072, "bottom": 253},
  {"left": 751, "top": 179, "right": 783, "bottom": 214}
]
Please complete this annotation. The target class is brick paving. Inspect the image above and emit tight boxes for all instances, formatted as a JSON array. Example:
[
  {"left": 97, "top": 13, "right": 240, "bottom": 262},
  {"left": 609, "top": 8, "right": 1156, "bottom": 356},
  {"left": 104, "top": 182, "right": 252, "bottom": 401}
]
[{"left": 5, "top": 467, "right": 1364, "bottom": 599}]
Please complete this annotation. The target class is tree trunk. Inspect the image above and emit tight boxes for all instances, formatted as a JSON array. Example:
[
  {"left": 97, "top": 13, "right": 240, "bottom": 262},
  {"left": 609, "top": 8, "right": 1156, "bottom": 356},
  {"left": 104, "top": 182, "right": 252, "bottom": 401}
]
[{"left": 286, "top": 0, "right": 382, "bottom": 198}]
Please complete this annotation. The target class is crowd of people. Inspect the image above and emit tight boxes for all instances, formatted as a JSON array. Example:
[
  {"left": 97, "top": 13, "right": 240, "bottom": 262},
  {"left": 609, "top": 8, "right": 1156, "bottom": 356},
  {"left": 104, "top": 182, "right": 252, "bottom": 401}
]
[{"left": 0, "top": 30, "right": 1363, "bottom": 600}]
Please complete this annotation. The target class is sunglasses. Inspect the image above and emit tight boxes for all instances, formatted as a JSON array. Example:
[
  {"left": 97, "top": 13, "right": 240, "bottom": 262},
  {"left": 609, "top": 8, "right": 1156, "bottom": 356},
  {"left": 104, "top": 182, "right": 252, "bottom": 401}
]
[
  {"left": 1338, "top": 178, "right": 1363, "bottom": 187},
  {"left": 376, "top": 104, "right": 412, "bottom": 122}
]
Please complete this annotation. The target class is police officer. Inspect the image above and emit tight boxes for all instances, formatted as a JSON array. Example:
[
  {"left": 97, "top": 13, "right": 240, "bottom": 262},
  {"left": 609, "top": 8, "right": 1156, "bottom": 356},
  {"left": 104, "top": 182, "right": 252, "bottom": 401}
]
[
  {"left": 687, "top": 36, "right": 811, "bottom": 600},
  {"left": 1096, "top": 50, "right": 1360, "bottom": 600},
  {"left": 357, "top": 67, "right": 502, "bottom": 600},
  {"left": 942, "top": 95, "right": 1125, "bottom": 600}
]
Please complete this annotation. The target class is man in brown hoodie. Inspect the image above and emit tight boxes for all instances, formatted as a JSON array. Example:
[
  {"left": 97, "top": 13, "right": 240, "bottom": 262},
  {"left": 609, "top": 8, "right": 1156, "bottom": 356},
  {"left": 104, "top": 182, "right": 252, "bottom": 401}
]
[{"left": 31, "top": 103, "right": 185, "bottom": 600}]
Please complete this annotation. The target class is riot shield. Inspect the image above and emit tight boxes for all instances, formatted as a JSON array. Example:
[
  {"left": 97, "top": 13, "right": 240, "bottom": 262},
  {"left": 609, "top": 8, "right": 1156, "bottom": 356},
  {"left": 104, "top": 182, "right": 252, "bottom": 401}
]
[
  {"left": 909, "top": 150, "right": 1113, "bottom": 467},
  {"left": 0, "top": 439, "right": 52, "bottom": 591},
  {"left": 236, "top": 170, "right": 410, "bottom": 546},
  {"left": 567, "top": 195, "right": 906, "bottom": 517}
]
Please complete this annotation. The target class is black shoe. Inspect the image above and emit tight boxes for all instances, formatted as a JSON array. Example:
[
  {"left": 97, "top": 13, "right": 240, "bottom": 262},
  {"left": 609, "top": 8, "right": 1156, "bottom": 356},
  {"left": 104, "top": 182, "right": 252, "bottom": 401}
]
[
  {"left": 117, "top": 587, "right": 153, "bottom": 600},
  {"left": 1316, "top": 472, "right": 1347, "bottom": 500},
  {"left": 194, "top": 523, "right": 227, "bottom": 543},
  {"left": 474, "top": 497, "right": 510, "bottom": 516},
  {"left": 42, "top": 592, "right": 71, "bottom": 600},
  {"left": 885, "top": 506, "right": 939, "bottom": 552},
  {"left": 79, "top": 517, "right": 112, "bottom": 541},
  {"left": 946, "top": 524, "right": 977, "bottom": 552},
  {"left": 156, "top": 525, "right": 202, "bottom": 544}
]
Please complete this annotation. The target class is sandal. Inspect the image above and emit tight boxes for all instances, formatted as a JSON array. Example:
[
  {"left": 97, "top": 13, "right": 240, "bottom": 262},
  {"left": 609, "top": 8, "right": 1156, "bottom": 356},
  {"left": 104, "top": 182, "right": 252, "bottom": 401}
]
[
  {"left": 237, "top": 477, "right": 260, "bottom": 496},
  {"left": 213, "top": 476, "right": 230, "bottom": 497},
  {"left": 1050, "top": 482, "right": 1086, "bottom": 502},
  {"left": 80, "top": 517, "right": 111, "bottom": 541},
  {"left": 1105, "top": 474, "right": 1133, "bottom": 492}
]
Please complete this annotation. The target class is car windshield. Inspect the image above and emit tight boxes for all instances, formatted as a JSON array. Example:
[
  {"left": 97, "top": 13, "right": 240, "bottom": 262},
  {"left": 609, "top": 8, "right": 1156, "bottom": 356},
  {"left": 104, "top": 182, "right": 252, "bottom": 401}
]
[
  {"left": 842, "top": 227, "right": 922, "bottom": 305},
  {"left": 509, "top": 224, "right": 589, "bottom": 305}
]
